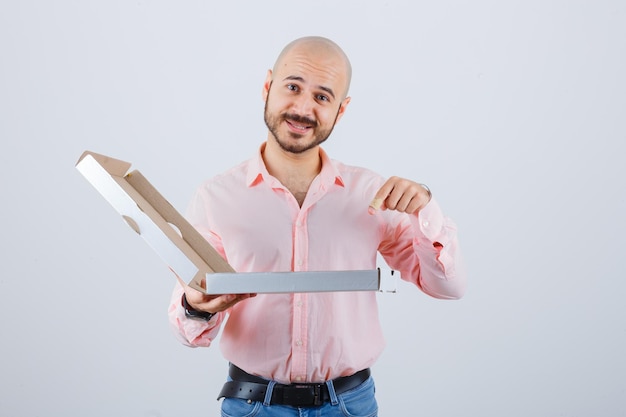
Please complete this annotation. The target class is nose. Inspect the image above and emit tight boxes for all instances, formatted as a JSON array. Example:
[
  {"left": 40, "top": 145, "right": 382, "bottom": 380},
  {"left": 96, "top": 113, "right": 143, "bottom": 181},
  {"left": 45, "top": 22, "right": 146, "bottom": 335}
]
[{"left": 290, "top": 93, "right": 315, "bottom": 117}]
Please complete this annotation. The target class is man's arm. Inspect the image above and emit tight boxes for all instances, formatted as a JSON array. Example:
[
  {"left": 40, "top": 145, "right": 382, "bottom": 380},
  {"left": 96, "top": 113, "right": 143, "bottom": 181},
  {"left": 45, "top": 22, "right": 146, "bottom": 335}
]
[
  {"left": 168, "top": 274, "right": 256, "bottom": 347},
  {"left": 369, "top": 176, "right": 467, "bottom": 299}
]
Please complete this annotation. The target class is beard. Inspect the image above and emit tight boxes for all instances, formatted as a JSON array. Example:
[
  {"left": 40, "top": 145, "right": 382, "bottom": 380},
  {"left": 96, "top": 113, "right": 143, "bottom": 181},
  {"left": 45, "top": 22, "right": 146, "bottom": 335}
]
[{"left": 264, "top": 94, "right": 339, "bottom": 154}]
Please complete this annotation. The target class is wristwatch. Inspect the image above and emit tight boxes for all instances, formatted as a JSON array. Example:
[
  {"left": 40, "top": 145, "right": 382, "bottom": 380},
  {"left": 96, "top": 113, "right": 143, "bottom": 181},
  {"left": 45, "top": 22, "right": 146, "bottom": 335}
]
[{"left": 182, "top": 293, "right": 215, "bottom": 321}]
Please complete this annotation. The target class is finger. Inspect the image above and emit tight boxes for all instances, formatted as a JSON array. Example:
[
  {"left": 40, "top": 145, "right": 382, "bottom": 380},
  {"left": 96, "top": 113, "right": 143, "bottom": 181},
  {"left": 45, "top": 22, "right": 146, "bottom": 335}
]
[
  {"left": 184, "top": 279, "right": 215, "bottom": 307},
  {"left": 369, "top": 197, "right": 384, "bottom": 210},
  {"left": 383, "top": 179, "right": 411, "bottom": 211},
  {"left": 187, "top": 293, "right": 230, "bottom": 313},
  {"left": 371, "top": 178, "right": 431, "bottom": 214},
  {"left": 393, "top": 193, "right": 415, "bottom": 213},
  {"left": 368, "top": 178, "right": 397, "bottom": 214},
  {"left": 214, "top": 294, "right": 251, "bottom": 312},
  {"left": 405, "top": 193, "right": 429, "bottom": 214},
  {"left": 404, "top": 183, "right": 432, "bottom": 213},
  {"left": 199, "top": 293, "right": 257, "bottom": 314},
  {"left": 368, "top": 197, "right": 385, "bottom": 215}
]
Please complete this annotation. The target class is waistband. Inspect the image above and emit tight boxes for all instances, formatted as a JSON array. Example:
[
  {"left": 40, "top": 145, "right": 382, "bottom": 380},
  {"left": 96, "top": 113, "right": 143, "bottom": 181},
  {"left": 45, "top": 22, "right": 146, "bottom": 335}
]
[{"left": 217, "top": 364, "right": 371, "bottom": 407}]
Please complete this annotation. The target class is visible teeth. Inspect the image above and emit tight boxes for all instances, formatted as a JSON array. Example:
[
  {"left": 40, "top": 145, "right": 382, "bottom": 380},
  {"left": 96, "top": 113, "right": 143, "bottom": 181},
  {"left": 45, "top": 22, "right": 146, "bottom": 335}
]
[{"left": 290, "top": 122, "right": 308, "bottom": 130}]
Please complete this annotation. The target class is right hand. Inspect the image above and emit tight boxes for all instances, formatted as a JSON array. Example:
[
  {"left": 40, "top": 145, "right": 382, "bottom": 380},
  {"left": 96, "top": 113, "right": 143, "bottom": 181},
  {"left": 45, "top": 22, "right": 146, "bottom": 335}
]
[{"left": 177, "top": 276, "right": 257, "bottom": 314}]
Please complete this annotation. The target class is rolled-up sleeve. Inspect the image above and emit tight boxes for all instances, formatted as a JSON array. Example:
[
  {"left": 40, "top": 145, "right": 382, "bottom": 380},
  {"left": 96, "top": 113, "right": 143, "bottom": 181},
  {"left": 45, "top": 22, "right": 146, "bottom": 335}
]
[{"left": 167, "top": 282, "right": 225, "bottom": 347}]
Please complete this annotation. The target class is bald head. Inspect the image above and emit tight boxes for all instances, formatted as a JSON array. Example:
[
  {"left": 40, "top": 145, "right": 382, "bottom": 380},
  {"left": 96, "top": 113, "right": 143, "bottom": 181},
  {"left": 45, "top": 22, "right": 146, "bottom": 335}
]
[{"left": 272, "top": 36, "right": 352, "bottom": 99}]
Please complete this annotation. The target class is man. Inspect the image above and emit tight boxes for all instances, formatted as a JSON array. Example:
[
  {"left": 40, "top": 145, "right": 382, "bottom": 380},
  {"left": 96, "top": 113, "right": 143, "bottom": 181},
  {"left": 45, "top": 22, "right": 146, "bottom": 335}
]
[{"left": 169, "top": 36, "right": 466, "bottom": 416}]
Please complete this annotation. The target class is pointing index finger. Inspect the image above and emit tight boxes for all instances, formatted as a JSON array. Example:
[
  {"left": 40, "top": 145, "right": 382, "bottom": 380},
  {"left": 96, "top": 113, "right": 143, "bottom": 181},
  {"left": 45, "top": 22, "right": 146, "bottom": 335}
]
[
  {"left": 368, "top": 197, "right": 384, "bottom": 211},
  {"left": 368, "top": 179, "right": 394, "bottom": 214}
]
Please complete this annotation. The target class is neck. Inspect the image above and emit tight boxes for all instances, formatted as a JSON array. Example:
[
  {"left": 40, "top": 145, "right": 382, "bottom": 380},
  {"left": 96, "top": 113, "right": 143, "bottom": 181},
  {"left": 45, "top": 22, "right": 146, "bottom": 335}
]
[
  {"left": 262, "top": 137, "right": 322, "bottom": 206},
  {"left": 262, "top": 137, "right": 322, "bottom": 180}
]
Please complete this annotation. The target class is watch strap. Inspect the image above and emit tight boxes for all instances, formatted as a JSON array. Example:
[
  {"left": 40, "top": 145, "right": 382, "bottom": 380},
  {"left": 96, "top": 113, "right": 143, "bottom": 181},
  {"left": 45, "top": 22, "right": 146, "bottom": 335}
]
[{"left": 182, "top": 293, "right": 215, "bottom": 321}]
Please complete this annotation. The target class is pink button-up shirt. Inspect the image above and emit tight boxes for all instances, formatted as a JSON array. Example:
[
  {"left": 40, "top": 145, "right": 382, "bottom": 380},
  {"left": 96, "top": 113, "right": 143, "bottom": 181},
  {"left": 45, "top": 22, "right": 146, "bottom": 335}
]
[{"left": 169, "top": 144, "right": 466, "bottom": 384}]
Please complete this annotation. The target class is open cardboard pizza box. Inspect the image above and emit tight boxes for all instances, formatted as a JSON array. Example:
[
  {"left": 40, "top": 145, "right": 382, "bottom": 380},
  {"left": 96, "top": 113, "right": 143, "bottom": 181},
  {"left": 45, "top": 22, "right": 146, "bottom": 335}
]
[{"left": 76, "top": 151, "right": 391, "bottom": 294}]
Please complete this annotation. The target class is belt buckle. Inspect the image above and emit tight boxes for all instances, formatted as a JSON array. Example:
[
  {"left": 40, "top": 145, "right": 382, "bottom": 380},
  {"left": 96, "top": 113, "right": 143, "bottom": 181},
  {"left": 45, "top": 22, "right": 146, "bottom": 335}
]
[{"left": 284, "top": 384, "right": 323, "bottom": 406}]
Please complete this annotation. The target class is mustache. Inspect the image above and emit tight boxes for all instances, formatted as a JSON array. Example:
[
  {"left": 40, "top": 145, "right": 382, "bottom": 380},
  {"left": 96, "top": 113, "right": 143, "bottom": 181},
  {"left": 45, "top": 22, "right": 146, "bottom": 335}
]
[{"left": 283, "top": 113, "right": 317, "bottom": 126}]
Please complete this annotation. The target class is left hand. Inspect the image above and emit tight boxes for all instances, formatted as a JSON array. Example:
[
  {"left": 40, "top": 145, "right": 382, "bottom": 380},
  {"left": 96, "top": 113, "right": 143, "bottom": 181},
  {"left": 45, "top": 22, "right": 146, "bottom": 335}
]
[
  {"left": 175, "top": 276, "right": 256, "bottom": 315},
  {"left": 368, "top": 176, "right": 432, "bottom": 215}
]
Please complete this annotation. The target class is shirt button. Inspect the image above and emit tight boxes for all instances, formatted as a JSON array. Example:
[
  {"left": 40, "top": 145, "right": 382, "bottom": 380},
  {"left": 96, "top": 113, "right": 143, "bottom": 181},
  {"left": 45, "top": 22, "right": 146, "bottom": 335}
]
[
  {"left": 422, "top": 221, "right": 430, "bottom": 228},
  {"left": 296, "top": 301, "right": 303, "bottom": 307},
  {"left": 295, "top": 340, "right": 303, "bottom": 346},
  {"left": 296, "top": 260, "right": 303, "bottom": 267}
]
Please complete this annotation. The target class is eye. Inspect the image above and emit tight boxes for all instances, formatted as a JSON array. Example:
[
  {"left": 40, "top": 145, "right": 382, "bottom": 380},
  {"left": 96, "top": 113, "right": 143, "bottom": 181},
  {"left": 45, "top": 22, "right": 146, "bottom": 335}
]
[
  {"left": 287, "top": 84, "right": 299, "bottom": 92},
  {"left": 316, "top": 94, "right": 330, "bottom": 102}
]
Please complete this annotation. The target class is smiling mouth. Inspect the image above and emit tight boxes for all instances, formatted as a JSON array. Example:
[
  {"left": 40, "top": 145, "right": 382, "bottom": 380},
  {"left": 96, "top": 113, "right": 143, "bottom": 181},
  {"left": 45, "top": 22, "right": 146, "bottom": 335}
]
[
  {"left": 286, "top": 120, "right": 313, "bottom": 133},
  {"left": 284, "top": 114, "right": 316, "bottom": 134}
]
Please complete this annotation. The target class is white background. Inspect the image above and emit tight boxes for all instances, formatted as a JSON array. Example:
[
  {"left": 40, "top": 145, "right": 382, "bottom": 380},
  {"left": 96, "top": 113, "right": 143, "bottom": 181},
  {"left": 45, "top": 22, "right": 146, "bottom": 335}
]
[{"left": 1, "top": 1, "right": 625, "bottom": 416}]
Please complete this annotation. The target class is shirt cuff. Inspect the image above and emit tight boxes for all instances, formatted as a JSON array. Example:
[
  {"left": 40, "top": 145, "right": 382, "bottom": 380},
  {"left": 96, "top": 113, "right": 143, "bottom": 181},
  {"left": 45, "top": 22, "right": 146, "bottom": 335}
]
[{"left": 415, "top": 197, "right": 446, "bottom": 243}]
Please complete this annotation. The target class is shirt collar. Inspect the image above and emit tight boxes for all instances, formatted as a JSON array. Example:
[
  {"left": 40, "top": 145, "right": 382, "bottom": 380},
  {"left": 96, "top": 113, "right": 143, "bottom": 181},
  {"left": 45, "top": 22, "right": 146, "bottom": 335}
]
[{"left": 246, "top": 143, "right": 345, "bottom": 188}]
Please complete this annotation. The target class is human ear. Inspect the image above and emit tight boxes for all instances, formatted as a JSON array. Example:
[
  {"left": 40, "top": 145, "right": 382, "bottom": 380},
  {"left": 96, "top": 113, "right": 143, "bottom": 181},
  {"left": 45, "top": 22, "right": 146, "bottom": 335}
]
[
  {"left": 262, "top": 69, "right": 273, "bottom": 101},
  {"left": 335, "top": 96, "right": 351, "bottom": 123}
]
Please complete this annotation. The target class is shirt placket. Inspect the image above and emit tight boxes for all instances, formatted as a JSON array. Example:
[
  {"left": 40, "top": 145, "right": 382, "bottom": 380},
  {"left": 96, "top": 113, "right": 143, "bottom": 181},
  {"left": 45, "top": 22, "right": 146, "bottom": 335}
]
[{"left": 291, "top": 209, "right": 309, "bottom": 382}]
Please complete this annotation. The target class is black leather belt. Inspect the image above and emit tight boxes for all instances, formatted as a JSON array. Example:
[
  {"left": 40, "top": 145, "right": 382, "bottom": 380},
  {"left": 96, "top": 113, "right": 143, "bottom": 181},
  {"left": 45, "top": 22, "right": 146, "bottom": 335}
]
[{"left": 217, "top": 364, "right": 371, "bottom": 407}]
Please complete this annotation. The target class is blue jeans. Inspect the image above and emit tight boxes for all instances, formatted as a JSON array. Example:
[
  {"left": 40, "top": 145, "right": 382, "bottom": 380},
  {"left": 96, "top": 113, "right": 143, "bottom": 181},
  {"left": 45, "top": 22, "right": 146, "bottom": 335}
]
[{"left": 220, "top": 375, "right": 378, "bottom": 417}]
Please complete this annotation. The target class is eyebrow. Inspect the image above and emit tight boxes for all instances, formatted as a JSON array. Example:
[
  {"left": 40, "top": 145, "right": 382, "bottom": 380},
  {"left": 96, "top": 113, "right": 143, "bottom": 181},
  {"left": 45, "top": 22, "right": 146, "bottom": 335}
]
[{"left": 283, "top": 75, "right": 336, "bottom": 100}]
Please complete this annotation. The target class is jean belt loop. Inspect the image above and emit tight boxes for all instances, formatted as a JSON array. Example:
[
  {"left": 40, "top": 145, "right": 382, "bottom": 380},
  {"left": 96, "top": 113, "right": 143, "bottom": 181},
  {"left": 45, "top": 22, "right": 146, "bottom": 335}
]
[
  {"left": 263, "top": 380, "right": 277, "bottom": 406},
  {"left": 325, "top": 379, "right": 339, "bottom": 405}
]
